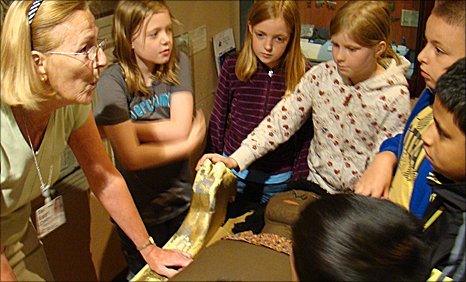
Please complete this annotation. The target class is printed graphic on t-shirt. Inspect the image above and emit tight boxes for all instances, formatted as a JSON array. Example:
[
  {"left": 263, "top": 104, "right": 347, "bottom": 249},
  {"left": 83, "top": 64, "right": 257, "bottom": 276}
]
[
  {"left": 389, "top": 107, "right": 433, "bottom": 209},
  {"left": 130, "top": 92, "right": 171, "bottom": 120}
]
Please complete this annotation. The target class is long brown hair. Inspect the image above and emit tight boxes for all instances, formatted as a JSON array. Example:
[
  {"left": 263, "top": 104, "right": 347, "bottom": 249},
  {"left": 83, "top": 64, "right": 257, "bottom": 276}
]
[
  {"left": 330, "top": 1, "right": 401, "bottom": 65},
  {"left": 112, "top": 0, "right": 179, "bottom": 97},
  {"left": 236, "top": 0, "right": 306, "bottom": 96}
]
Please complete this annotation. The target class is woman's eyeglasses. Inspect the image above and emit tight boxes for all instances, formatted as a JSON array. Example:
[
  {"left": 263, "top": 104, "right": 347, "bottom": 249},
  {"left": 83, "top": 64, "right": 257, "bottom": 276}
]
[{"left": 46, "top": 39, "right": 106, "bottom": 62}]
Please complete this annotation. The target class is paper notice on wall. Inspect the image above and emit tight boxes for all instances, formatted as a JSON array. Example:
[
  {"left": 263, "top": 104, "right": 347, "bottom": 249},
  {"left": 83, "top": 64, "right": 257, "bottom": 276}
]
[
  {"left": 189, "top": 25, "right": 207, "bottom": 54},
  {"left": 213, "top": 28, "right": 236, "bottom": 76}
]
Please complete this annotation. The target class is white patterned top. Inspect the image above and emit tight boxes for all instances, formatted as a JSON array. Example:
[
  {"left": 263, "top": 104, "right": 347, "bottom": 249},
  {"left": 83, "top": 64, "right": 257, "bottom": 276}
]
[{"left": 231, "top": 58, "right": 411, "bottom": 193}]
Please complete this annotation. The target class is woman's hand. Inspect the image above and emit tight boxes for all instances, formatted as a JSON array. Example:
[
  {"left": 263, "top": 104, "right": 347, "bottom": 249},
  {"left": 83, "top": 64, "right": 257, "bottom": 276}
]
[
  {"left": 196, "top": 153, "right": 238, "bottom": 171},
  {"left": 355, "top": 152, "right": 397, "bottom": 198},
  {"left": 140, "top": 245, "right": 192, "bottom": 278},
  {"left": 1, "top": 252, "right": 17, "bottom": 281}
]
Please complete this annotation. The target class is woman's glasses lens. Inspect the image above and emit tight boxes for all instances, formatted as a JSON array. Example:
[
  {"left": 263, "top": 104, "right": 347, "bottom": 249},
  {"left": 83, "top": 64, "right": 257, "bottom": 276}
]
[{"left": 88, "top": 40, "right": 106, "bottom": 61}]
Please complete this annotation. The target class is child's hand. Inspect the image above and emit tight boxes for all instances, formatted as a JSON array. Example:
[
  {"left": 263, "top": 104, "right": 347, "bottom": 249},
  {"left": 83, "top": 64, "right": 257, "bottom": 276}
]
[
  {"left": 355, "top": 152, "right": 398, "bottom": 198},
  {"left": 196, "top": 154, "right": 238, "bottom": 171}
]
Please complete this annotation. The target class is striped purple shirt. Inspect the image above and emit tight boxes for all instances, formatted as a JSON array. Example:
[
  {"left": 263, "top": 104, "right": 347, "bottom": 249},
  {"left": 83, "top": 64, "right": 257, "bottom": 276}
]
[{"left": 207, "top": 56, "right": 312, "bottom": 176}]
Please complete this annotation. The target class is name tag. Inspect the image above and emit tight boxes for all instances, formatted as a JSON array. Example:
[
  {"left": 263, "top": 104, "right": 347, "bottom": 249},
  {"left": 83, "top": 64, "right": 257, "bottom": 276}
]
[{"left": 35, "top": 196, "right": 66, "bottom": 238}]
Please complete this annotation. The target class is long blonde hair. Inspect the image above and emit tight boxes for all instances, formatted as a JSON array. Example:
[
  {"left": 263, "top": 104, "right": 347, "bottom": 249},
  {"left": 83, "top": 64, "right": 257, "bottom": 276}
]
[
  {"left": 236, "top": 0, "right": 305, "bottom": 96},
  {"left": 113, "top": 0, "right": 180, "bottom": 97},
  {"left": 330, "top": 1, "right": 401, "bottom": 65},
  {"left": 1, "top": 0, "right": 88, "bottom": 109}
]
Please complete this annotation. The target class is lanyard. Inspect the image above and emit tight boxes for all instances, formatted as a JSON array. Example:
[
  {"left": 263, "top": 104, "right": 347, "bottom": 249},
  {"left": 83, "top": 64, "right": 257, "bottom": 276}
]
[
  {"left": 25, "top": 130, "right": 53, "bottom": 203},
  {"left": 20, "top": 109, "right": 53, "bottom": 203}
]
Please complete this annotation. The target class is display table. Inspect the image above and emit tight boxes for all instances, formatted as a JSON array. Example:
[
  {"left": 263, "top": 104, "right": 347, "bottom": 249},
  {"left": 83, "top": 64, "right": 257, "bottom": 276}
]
[{"left": 171, "top": 238, "right": 292, "bottom": 281}]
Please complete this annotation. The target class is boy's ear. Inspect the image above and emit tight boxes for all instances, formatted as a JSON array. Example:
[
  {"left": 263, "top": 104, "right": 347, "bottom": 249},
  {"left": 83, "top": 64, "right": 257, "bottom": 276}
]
[
  {"left": 375, "top": 41, "right": 387, "bottom": 58},
  {"left": 31, "top": 50, "right": 47, "bottom": 76}
]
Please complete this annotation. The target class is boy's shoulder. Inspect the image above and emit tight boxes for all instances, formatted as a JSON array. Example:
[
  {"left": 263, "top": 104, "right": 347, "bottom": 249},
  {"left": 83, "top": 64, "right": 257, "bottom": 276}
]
[{"left": 409, "top": 88, "right": 435, "bottom": 118}]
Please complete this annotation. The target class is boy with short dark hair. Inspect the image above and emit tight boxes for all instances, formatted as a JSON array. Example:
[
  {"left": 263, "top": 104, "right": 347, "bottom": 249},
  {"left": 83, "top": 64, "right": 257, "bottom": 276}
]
[
  {"left": 291, "top": 60, "right": 464, "bottom": 282},
  {"left": 421, "top": 58, "right": 465, "bottom": 281},
  {"left": 356, "top": 0, "right": 466, "bottom": 218},
  {"left": 291, "top": 194, "right": 429, "bottom": 282}
]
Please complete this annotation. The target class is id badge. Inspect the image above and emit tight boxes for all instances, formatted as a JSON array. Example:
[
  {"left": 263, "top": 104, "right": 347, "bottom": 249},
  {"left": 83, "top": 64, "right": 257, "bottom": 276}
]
[{"left": 35, "top": 196, "right": 66, "bottom": 238}]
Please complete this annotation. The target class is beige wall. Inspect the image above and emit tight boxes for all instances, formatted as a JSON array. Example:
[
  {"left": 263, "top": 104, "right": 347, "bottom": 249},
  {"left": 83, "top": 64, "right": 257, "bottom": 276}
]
[{"left": 167, "top": 0, "right": 240, "bottom": 119}]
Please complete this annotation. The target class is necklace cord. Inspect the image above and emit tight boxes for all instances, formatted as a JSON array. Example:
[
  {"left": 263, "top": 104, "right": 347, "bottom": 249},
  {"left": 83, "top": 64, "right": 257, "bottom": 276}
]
[{"left": 19, "top": 108, "right": 53, "bottom": 202}]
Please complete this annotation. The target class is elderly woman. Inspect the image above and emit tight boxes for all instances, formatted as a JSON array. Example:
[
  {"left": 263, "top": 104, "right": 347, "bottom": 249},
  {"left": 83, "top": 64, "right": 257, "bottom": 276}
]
[{"left": 0, "top": 1, "right": 192, "bottom": 280}]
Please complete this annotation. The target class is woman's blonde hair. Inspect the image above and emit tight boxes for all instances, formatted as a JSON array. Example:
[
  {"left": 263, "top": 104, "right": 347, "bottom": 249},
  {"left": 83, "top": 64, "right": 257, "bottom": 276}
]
[
  {"left": 236, "top": 0, "right": 306, "bottom": 96},
  {"left": 330, "top": 1, "right": 401, "bottom": 65},
  {"left": 1, "top": 0, "right": 88, "bottom": 109},
  {"left": 113, "top": 0, "right": 180, "bottom": 97}
]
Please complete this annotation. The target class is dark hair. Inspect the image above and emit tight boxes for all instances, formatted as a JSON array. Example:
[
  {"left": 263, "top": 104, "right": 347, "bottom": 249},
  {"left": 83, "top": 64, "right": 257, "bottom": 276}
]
[
  {"left": 434, "top": 58, "right": 466, "bottom": 134},
  {"left": 432, "top": 0, "right": 466, "bottom": 27},
  {"left": 292, "top": 194, "right": 429, "bottom": 282}
]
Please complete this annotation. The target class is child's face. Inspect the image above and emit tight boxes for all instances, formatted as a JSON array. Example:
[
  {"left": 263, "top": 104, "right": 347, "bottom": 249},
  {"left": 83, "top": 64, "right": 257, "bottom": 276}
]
[
  {"left": 132, "top": 10, "right": 173, "bottom": 68},
  {"left": 331, "top": 32, "right": 382, "bottom": 84},
  {"left": 417, "top": 14, "right": 465, "bottom": 89},
  {"left": 249, "top": 17, "right": 290, "bottom": 68},
  {"left": 422, "top": 98, "right": 466, "bottom": 182}
]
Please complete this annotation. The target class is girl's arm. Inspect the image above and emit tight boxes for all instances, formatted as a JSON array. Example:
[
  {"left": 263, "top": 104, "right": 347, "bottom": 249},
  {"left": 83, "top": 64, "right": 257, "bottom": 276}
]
[
  {"left": 103, "top": 109, "right": 205, "bottom": 171},
  {"left": 134, "top": 91, "right": 193, "bottom": 143},
  {"left": 198, "top": 71, "right": 315, "bottom": 171},
  {"left": 68, "top": 112, "right": 192, "bottom": 277},
  {"left": 133, "top": 53, "right": 194, "bottom": 144},
  {"left": 230, "top": 72, "right": 315, "bottom": 170}
]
